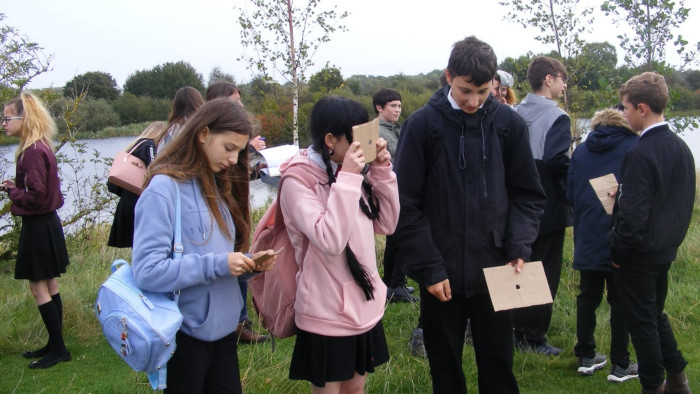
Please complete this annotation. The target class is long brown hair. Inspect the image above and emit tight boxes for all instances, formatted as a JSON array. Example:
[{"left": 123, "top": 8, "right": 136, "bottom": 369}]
[{"left": 146, "top": 98, "right": 252, "bottom": 251}]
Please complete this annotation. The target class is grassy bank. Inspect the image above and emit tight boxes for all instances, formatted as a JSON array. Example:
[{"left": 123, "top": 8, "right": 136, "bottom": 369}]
[{"left": 0, "top": 204, "right": 698, "bottom": 393}]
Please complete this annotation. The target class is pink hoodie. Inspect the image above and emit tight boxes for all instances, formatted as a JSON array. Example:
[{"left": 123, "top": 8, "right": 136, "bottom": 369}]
[{"left": 278, "top": 149, "right": 400, "bottom": 337}]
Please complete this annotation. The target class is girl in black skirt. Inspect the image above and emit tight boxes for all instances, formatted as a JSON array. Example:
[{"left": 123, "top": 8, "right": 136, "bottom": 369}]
[
  {"left": 279, "top": 97, "right": 400, "bottom": 393},
  {"left": 2, "top": 93, "right": 71, "bottom": 369},
  {"left": 107, "top": 122, "right": 162, "bottom": 248}
]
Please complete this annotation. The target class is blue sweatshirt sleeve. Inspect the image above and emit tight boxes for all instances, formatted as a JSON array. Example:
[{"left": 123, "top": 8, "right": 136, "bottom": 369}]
[{"left": 131, "top": 177, "right": 232, "bottom": 292}]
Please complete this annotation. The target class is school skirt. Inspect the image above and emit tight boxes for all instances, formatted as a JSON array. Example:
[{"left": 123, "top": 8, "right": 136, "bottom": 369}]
[
  {"left": 289, "top": 320, "right": 389, "bottom": 387},
  {"left": 15, "top": 211, "right": 70, "bottom": 281}
]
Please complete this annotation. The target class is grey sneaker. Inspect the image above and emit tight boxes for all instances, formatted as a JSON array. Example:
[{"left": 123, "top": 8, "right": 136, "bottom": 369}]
[
  {"left": 607, "top": 362, "right": 639, "bottom": 383},
  {"left": 577, "top": 353, "right": 607, "bottom": 376},
  {"left": 409, "top": 328, "right": 427, "bottom": 358},
  {"left": 516, "top": 339, "right": 562, "bottom": 356}
]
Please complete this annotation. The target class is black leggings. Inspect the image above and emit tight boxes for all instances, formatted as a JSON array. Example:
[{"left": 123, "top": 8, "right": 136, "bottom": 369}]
[{"left": 165, "top": 331, "right": 241, "bottom": 394}]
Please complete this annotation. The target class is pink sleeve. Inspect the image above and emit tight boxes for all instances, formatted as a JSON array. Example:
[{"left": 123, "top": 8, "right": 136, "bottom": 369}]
[{"left": 367, "top": 165, "right": 400, "bottom": 235}]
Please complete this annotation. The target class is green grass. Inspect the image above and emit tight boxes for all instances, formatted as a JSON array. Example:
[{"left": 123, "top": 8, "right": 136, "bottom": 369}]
[{"left": 1, "top": 208, "right": 699, "bottom": 393}]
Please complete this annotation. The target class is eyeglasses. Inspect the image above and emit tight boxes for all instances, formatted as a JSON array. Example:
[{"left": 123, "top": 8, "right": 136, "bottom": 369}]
[
  {"left": 2, "top": 116, "right": 22, "bottom": 123},
  {"left": 551, "top": 74, "right": 568, "bottom": 83}
]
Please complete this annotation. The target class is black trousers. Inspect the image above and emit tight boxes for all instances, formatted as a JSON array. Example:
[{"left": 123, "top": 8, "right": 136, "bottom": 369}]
[
  {"left": 574, "top": 270, "right": 630, "bottom": 366},
  {"left": 165, "top": 331, "right": 242, "bottom": 394},
  {"left": 421, "top": 288, "right": 518, "bottom": 394},
  {"left": 513, "top": 229, "right": 565, "bottom": 344},
  {"left": 381, "top": 235, "right": 406, "bottom": 288},
  {"left": 614, "top": 261, "right": 688, "bottom": 389}
]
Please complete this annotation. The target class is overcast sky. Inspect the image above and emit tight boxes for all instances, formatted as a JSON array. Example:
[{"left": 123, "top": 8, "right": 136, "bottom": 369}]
[{"left": 4, "top": 0, "right": 700, "bottom": 90}]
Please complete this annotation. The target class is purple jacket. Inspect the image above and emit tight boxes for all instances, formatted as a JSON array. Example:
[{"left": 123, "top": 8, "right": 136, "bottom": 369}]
[{"left": 9, "top": 141, "right": 64, "bottom": 216}]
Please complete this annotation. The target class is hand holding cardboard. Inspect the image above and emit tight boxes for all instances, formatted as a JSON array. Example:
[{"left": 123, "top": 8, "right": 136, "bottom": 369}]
[{"left": 483, "top": 261, "right": 553, "bottom": 312}]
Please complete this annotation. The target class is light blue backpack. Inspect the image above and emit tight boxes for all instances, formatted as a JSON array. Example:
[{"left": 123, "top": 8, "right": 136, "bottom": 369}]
[{"left": 95, "top": 186, "right": 183, "bottom": 390}]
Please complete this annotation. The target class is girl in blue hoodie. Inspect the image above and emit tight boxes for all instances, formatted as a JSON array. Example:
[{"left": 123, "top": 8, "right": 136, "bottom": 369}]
[{"left": 132, "top": 98, "right": 276, "bottom": 393}]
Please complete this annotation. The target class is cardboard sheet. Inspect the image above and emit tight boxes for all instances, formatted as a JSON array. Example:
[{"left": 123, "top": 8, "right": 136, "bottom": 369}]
[
  {"left": 483, "top": 261, "right": 553, "bottom": 312},
  {"left": 351, "top": 118, "right": 379, "bottom": 163},
  {"left": 589, "top": 173, "right": 618, "bottom": 215}
]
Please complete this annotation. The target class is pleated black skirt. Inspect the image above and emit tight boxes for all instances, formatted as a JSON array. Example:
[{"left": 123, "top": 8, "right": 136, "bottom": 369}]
[
  {"left": 14, "top": 211, "right": 70, "bottom": 280},
  {"left": 289, "top": 320, "right": 389, "bottom": 388}
]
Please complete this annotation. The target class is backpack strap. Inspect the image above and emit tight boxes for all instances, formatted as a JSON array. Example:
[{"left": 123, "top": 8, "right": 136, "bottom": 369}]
[
  {"left": 126, "top": 139, "right": 149, "bottom": 155},
  {"left": 274, "top": 166, "right": 318, "bottom": 230},
  {"left": 173, "top": 184, "right": 183, "bottom": 260}
]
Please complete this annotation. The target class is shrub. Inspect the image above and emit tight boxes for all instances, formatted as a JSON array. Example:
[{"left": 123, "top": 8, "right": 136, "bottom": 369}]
[
  {"left": 51, "top": 97, "right": 121, "bottom": 134},
  {"left": 112, "top": 93, "right": 170, "bottom": 124}
]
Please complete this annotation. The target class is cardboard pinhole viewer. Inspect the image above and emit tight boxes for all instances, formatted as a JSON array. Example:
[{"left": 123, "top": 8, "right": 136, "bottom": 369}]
[{"left": 483, "top": 261, "right": 553, "bottom": 312}]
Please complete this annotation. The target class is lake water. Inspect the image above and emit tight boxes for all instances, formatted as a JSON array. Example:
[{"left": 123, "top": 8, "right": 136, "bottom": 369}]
[
  {"left": 1, "top": 123, "right": 698, "bottom": 234},
  {"left": 0, "top": 136, "right": 278, "bottom": 234}
]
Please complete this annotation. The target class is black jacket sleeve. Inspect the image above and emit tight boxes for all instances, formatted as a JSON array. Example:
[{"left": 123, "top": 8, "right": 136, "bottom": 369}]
[
  {"left": 609, "top": 149, "right": 655, "bottom": 262},
  {"left": 502, "top": 111, "right": 546, "bottom": 261},
  {"left": 393, "top": 112, "right": 449, "bottom": 288}
]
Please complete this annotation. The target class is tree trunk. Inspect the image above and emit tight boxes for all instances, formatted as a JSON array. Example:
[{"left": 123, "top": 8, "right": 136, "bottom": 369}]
[{"left": 287, "top": 0, "right": 299, "bottom": 147}]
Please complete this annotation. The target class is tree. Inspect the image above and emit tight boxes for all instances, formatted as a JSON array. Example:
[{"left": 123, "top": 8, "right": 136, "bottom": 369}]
[
  {"left": 499, "top": 0, "right": 593, "bottom": 60},
  {"left": 0, "top": 13, "right": 52, "bottom": 101},
  {"left": 63, "top": 71, "right": 119, "bottom": 100},
  {"left": 499, "top": 0, "right": 594, "bottom": 112},
  {"left": 683, "top": 69, "right": 700, "bottom": 92},
  {"left": 236, "top": 0, "right": 349, "bottom": 146},
  {"left": 308, "top": 64, "right": 343, "bottom": 92},
  {"left": 572, "top": 42, "right": 618, "bottom": 90},
  {"left": 208, "top": 66, "right": 237, "bottom": 85},
  {"left": 124, "top": 61, "right": 204, "bottom": 99},
  {"left": 601, "top": 0, "right": 700, "bottom": 71}
]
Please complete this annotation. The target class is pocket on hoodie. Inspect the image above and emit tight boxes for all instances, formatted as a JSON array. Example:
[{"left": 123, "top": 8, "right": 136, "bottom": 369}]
[
  {"left": 338, "top": 279, "right": 384, "bottom": 326},
  {"left": 180, "top": 290, "right": 212, "bottom": 330}
]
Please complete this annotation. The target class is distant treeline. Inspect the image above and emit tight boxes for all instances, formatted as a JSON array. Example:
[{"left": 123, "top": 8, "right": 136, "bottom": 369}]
[{"left": 29, "top": 54, "right": 700, "bottom": 147}]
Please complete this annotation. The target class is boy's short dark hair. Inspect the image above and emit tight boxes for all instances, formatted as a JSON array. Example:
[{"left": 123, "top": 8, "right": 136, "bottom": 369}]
[
  {"left": 619, "top": 72, "right": 669, "bottom": 114},
  {"left": 447, "top": 36, "right": 498, "bottom": 86},
  {"left": 526, "top": 56, "right": 567, "bottom": 91},
  {"left": 372, "top": 89, "right": 402, "bottom": 114}
]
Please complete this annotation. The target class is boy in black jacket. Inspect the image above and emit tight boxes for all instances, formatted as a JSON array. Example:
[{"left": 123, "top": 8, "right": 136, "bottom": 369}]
[
  {"left": 392, "top": 36, "right": 545, "bottom": 393},
  {"left": 611, "top": 72, "right": 694, "bottom": 394}
]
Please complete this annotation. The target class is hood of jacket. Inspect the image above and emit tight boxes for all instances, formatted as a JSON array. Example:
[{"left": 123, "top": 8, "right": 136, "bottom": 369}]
[
  {"left": 279, "top": 147, "right": 329, "bottom": 182},
  {"left": 586, "top": 109, "right": 636, "bottom": 153},
  {"left": 428, "top": 86, "right": 500, "bottom": 125},
  {"left": 426, "top": 86, "right": 501, "bottom": 167}
]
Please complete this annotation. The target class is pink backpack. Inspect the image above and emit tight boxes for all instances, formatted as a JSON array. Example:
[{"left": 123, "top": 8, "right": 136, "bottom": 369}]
[{"left": 250, "top": 167, "right": 316, "bottom": 340}]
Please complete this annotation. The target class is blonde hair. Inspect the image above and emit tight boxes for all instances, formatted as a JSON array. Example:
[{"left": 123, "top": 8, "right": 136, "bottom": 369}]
[
  {"left": 6, "top": 92, "right": 57, "bottom": 159},
  {"left": 505, "top": 87, "right": 518, "bottom": 105},
  {"left": 127, "top": 121, "right": 166, "bottom": 150}
]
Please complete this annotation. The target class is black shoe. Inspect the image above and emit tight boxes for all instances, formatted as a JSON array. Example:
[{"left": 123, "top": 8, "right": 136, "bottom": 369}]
[
  {"left": 23, "top": 345, "right": 50, "bottom": 359},
  {"left": 405, "top": 286, "right": 415, "bottom": 294},
  {"left": 387, "top": 286, "right": 418, "bottom": 303},
  {"left": 29, "top": 351, "right": 71, "bottom": 369},
  {"left": 409, "top": 328, "right": 427, "bottom": 358}
]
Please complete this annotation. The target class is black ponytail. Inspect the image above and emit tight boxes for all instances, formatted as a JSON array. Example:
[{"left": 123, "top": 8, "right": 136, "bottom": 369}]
[
  {"left": 321, "top": 151, "right": 378, "bottom": 301},
  {"left": 310, "top": 96, "right": 383, "bottom": 301}
]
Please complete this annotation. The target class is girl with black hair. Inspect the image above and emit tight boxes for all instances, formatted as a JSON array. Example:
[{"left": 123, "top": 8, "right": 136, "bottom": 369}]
[{"left": 279, "top": 96, "right": 399, "bottom": 393}]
